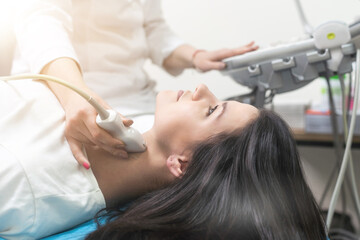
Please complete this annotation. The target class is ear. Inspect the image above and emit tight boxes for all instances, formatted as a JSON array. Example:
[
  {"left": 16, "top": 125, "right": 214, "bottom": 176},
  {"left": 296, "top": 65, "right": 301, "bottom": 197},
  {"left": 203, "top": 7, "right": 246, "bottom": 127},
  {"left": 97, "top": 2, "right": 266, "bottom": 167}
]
[{"left": 166, "top": 154, "right": 189, "bottom": 178}]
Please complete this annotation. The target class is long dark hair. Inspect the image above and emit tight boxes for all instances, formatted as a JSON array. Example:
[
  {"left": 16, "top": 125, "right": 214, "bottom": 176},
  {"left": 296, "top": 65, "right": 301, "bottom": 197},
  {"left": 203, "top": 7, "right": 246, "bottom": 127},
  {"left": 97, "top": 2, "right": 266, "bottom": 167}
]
[{"left": 86, "top": 109, "right": 327, "bottom": 240}]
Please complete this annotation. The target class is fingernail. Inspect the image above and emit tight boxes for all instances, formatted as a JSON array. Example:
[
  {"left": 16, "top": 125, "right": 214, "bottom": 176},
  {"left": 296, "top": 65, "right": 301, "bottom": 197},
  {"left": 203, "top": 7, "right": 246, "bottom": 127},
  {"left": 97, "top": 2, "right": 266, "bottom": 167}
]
[
  {"left": 83, "top": 162, "right": 90, "bottom": 169},
  {"left": 121, "top": 153, "right": 128, "bottom": 159}
]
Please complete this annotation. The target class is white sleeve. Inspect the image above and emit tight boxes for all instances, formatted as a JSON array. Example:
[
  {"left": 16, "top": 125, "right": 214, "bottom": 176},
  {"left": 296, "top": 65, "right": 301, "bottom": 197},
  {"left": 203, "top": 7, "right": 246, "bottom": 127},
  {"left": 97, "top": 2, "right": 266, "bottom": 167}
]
[
  {"left": 143, "top": 0, "right": 185, "bottom": 67},
  {"left": 13, "top": 0, "right": 79, "bottom": 74}
]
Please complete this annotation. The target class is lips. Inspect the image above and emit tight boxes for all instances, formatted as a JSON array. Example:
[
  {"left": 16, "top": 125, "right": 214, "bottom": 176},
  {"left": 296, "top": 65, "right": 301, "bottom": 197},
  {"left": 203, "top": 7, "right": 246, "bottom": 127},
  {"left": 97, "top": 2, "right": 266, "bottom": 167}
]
[{"left": 177, "top": 90, "right": 184, "bottom": 101}]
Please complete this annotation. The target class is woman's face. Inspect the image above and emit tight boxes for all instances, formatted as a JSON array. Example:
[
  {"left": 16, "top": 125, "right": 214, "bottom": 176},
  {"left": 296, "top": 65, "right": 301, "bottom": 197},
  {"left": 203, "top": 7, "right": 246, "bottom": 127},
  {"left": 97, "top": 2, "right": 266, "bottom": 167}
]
[{"left": 153, "top": 84, "right": 258, "bottom": 152}]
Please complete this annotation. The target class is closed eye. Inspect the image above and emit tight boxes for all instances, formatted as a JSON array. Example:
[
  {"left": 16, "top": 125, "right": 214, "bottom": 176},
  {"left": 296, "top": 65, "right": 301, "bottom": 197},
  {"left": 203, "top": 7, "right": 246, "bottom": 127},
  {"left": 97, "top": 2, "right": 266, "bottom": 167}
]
[{"left": 207, "top": 105, "right": 218, "bottom": 116}]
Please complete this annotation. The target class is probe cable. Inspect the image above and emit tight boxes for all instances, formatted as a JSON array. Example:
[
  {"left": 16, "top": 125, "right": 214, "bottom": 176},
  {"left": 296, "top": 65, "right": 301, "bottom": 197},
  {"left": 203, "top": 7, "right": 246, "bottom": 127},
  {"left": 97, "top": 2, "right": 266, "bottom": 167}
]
[{"left": 0, "top": 74, "right": 110, "bottom": 120}]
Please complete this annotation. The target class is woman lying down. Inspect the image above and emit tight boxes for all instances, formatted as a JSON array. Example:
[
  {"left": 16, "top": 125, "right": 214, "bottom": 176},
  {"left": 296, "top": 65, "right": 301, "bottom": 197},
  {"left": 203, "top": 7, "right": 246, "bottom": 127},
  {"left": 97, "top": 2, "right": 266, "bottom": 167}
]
[{"left": 0, "top": 80, "right": 327, "bottom": 240}]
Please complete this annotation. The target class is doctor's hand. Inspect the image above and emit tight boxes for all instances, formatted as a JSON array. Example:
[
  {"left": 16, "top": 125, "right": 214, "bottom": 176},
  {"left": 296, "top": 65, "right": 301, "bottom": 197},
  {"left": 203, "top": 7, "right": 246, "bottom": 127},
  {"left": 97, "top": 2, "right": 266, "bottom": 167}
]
[
  {"left": 192, "top": 41, "right": 259, "bottom": 72},
  {"left": 63, "top": 92, "right": 133, "bottom": 169},
  {"left": 41, "top": 57, "right": 133, "bottom": 169}
]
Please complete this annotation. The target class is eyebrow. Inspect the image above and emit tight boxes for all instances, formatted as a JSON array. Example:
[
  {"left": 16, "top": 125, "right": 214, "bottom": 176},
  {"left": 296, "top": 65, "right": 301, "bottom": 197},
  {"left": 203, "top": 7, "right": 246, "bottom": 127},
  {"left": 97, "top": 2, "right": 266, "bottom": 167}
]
[{"left": 217, "top": 102, "right": 228, "bottom": 119}]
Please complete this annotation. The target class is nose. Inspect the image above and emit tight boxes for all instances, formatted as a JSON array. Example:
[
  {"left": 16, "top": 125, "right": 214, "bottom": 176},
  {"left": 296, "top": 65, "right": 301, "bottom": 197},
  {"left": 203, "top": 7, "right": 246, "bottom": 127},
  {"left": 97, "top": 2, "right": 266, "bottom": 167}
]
[{"left": 192, "top": 84, "right": 214, "bottom": 101}]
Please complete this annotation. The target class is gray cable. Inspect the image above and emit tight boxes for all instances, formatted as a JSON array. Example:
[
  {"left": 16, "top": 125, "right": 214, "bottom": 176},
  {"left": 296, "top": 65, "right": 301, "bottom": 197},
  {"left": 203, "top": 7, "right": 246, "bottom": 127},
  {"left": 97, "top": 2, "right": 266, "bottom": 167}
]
[
  {"left": 325, "top": 76, "right": 347, "bottom": 224},
  {"left": 339, "top": 74, "right": 360, "bottom": 224},
  {"left": 293, "top": 0, "right": 313, "bottom": 35},
  {"left": 327, "top": 49, "right": 360, "bottom": 228},
  {"left": 330, "top": 228, "right": 359, "bottom": 240}
]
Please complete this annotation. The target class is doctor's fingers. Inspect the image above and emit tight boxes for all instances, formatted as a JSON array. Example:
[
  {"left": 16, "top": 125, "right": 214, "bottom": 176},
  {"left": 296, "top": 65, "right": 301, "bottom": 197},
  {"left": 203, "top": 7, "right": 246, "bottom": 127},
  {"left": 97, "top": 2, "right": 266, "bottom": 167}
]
[
  {"left": 241, "top": 41, "right": 257, "bottom": 48},
  {"left": 198, "top": 61, "right": 226, "bottom": 71},
  {"left": 234, "top": 42, "right": 259, "bottom": 55},
  {"left": 212, "top": 43, "right": 259, "bottom": 61},
  {"left": 67, "top": 137, "right": 91, "bottom": 169},
  {"left": 83, "top": 121, "right": 129, "bottom": 158},
  {"left": 65, "top": 120, "right": 128, "bottom": 158},
  {"left": 65, "top": 119, "right": 98, "bottom": 145}
]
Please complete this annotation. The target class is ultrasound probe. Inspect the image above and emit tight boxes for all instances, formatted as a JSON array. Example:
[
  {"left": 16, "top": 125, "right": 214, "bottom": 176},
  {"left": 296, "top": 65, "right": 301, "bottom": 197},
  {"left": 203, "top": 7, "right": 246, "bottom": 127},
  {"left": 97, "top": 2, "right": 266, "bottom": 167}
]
[{"left": 0, "top": 74, "right": 147, "bottom": 152}]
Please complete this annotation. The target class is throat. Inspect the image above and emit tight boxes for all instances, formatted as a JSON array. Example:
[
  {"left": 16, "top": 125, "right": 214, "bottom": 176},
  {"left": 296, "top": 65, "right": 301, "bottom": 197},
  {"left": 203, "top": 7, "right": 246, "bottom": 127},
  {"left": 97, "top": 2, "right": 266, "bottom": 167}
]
[{"left": 85, "top": 140, "right": 170, "bottom": 207}]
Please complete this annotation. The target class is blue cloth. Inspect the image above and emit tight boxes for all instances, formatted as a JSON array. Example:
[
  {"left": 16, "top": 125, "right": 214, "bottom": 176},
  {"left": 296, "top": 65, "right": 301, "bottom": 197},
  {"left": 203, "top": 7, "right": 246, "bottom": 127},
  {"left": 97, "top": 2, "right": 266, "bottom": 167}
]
[
  {"left": 40, "top": 216, "right": 111, "bottom": 240},
  {"left": 0, "top": 206, "right": 128, "bottom": 240},
  {"left": 40, "top": 219, "right": 100, "bottom": 240},
  {"left": 0, "top": 219, "right": 100, "bottom": 240}
]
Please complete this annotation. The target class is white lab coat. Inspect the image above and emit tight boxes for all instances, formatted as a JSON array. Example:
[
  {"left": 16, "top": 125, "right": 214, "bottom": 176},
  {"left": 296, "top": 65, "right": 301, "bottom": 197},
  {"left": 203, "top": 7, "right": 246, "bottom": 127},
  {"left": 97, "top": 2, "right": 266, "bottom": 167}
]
[
  {"left": 0, "top": 80, "right": 106, "bottom": 240},
  {"left": 12, "top": 0, "right": 184, "bottom": 114}
]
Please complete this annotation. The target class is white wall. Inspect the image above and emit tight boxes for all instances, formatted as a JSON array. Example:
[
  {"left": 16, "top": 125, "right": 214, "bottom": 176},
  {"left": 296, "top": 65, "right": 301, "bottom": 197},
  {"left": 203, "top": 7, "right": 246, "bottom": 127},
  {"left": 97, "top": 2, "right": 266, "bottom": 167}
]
[{"left": 145, "top": 0, "right": 360, "bottom": 102}]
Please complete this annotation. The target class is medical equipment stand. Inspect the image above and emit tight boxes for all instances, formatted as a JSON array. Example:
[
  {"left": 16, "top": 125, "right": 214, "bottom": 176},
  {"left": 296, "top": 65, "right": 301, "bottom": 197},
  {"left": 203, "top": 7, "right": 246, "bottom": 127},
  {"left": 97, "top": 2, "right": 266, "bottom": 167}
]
[{"left": 221, "top": 17, "right": 360, "bottom": 236}]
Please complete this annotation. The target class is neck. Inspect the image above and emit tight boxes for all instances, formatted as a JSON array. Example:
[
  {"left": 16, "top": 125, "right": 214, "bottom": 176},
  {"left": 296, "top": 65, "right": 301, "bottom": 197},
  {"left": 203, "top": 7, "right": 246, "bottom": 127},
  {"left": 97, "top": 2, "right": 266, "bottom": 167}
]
[{"left": 87, "top": 130, "right": 174, "bottom": 207}]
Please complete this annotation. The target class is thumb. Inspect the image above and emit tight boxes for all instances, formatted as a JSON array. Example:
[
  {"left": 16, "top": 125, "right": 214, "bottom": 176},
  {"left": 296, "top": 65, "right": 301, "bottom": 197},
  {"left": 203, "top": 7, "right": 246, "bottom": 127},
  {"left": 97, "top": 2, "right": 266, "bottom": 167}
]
[{"left": 121, "top": 116, "right": 134, "bottom": 127}]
